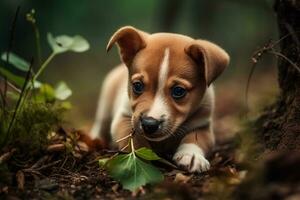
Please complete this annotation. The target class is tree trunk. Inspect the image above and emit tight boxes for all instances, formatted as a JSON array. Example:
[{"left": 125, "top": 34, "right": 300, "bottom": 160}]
[{"left": 257, "top": 0, "right": 300, "bottom": 151}]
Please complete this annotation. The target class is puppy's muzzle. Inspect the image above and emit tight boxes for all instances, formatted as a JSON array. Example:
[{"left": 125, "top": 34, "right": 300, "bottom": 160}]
[{"left": 140, "top": 116, "right": 162, "bottom": 134}]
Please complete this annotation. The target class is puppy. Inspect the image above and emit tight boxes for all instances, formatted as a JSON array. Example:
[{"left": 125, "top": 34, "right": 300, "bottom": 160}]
[{"left": 91, "top": 26, "right": 229, "bottom": 173}]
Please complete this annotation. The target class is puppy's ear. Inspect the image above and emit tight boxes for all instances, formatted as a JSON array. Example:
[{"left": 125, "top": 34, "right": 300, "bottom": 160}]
[
  {"left": 106, "top": 26, "right": 147, "bottom": 66},
  {"left": 185, "top": 40, "right": 229, "bottom": 86}
]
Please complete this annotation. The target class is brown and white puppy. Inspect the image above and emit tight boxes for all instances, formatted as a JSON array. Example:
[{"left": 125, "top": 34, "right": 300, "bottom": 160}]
[{"left": 90, "top": 26, "right": 229, "bottom": 173}]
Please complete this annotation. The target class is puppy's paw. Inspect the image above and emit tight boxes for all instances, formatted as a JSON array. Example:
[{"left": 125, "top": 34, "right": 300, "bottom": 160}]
[{"left": 173, "top": 143, "right": 210, "bottom": 173}]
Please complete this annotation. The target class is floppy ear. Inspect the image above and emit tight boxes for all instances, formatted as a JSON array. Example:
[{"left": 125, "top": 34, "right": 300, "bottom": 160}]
[
  {"left": 185, "top": 40, "right": 230, "bottom": 86},
  {"left": 106, "top": 26, "right": 147, "bottom": 66}
]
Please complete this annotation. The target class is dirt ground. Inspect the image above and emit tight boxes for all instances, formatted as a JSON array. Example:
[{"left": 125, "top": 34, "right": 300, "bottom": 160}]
[
  {"left": 0, "top": 127, "right": 238, "bottom": 200},
  {"left": 3, "top": 68, "right": 298, "bottom": 200}
]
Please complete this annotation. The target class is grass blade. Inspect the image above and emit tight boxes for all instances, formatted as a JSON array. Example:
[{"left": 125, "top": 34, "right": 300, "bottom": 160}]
[{"left": 2, "top": 58, "right": 33, "bottom": 148}]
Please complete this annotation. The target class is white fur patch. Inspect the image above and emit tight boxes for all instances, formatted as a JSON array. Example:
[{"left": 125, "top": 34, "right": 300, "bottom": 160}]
[
  {"left": 148, "top": 48, "right": 170, "bottom": 119},
  {"left": 173, "top": 143, "right": 210, "bottom": 173},
  {"left": 90, "top": 79, "right": 111, "bottom": 139},
  {"left": 110, "top": 82, "right": 131, "bottom": 142}
]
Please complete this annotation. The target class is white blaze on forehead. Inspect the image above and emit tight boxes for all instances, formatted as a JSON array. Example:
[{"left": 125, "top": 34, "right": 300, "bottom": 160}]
[{"left": 148, "top": 48, "right": 170, "bottom": 119}]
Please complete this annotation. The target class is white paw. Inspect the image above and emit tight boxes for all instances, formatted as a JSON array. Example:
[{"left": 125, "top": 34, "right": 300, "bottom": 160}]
[{"left": 173, "top": 143, "right": 210, "bottom": 173}]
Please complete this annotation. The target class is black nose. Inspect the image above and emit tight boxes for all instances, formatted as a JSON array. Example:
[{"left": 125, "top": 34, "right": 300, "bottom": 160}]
[{"left": 141, "top": 117, "right": 161, "bottom": 134}]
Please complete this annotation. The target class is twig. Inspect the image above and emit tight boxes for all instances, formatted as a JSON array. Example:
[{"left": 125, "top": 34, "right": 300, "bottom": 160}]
[
  {"left": 23, "top": 160, "right": 61, "bottom": 174},
  {"left": 46, "top": 143, "right": 65, "bottom": 152},
  {"left": 2, "top": 78, "right": 21, "bottom": 93},
  {"left": 244, "top": 33, "right": 300, "bottom": 114},
  {"left": 284, "top": 22, "right": 300, "bottom": 51},
  {"left": 120, "top": 143, "right": 129, "bottom": 152},
  {"left": 35, "top": 160, "right": 61, "bottom": 171},
  {"left": 245, "top": 60, "right": 257, "bottom": 113},
  {"left": 22, "top": 169, "right": 42, "bottom": 176},
  {"left": 59, "top": 156, "right": 69, "bottom": 170},
  {"left": 268, "top": 50, "right": 300, "bottom": 73},
  {"left": 0, "top": 148, "right": 16, "bottom": 164},
  {"left": 30, "top": 155, "right": 49, "bottom": 169},
  {"left": 115, "top": 134, "right": 132, "bottom": 143},
  {"left": 110, "top": 149, "right": 127, "bottom": 160}
]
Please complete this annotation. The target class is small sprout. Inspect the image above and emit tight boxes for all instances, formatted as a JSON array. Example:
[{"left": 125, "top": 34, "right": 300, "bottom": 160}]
[{"left": 26, "top": 9, "right": 36, "bottom": 24}]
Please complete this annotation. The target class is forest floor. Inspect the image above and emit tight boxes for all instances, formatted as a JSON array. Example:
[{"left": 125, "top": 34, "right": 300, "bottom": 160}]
[
  {"left": 1, "top": 127, "right": 238, "bottom": 200},
  {"left": 3, "top": 68, "right": 298, "bottom": 200}
]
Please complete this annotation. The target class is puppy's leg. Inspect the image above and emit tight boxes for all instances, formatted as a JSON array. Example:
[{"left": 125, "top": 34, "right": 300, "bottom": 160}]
[
  {"left": 90, "top": 88, "right": 112, "bottom": 142},
  {"left": 111, "top": 115, "right": 132, "bottom": 150},
  {"left": 173, "top": 126, "right": 215, "bottom": 173},
  {"left": 90, "top": 70, "right": 120, "bottom": 143}
]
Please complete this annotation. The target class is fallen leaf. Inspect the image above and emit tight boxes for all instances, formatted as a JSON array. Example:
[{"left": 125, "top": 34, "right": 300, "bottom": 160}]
[{"left": 16, "top": 170, "right": 25, "bottom": 190}]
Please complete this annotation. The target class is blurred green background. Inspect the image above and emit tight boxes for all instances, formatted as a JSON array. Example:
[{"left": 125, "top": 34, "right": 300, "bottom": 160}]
[{"left": 0, "top": 0, "right": 278, "bottom": 128}]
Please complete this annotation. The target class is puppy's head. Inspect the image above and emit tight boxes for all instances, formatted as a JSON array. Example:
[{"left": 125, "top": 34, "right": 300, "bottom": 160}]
[{"left": 107, "top": 26, "right": 229, "bottom": 141}]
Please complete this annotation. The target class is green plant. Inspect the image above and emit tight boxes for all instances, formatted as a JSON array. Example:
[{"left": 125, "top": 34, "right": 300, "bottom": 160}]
[
  {"left": 0, "top": 10, "right": 89, "bottom": 149},
  {"left": 99, "top": 136, "right": 164, "bottom": 192}
]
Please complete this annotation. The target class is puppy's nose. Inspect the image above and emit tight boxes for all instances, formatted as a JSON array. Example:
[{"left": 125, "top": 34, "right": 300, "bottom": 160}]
[{"left": 141, "top": 116, "right": 161, "bottom": 134}]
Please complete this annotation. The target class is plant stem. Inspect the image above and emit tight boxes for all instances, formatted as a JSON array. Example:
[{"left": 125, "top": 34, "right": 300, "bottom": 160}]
[
  {"left": 33, "top": 24, "right": 41, "bottom": 66},
  {"left": 34, "top": 52, "right": 56, "bottom": 80},
  {"left": 130, "top": 137, "right": 135, "bottom": 153},
  {"left": 18, "top": 52, "right": 55, "bottom": 111}
]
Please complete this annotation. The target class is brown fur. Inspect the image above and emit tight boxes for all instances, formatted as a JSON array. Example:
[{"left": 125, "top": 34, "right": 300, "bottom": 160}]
[{"left": 91, "top": 26, "right": 229, "bottom": 172}]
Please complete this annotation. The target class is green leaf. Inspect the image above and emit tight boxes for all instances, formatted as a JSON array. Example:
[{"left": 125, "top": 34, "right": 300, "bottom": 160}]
[
  {"left": 55, "top": 82, "right": 72, "bottom": 100},
  {"left": 0, "top": 67, "right": 25, "bottom": 87},
  {"left": 69, "top": 36, "right": 90, "bottom": 52},
  {"left": 59, "top": 101, "right": 72, "bottom": 110},
  {"left": 39, "top": 84, "right": 55, "bottom": 102},
  {"left": 103, "top": 153, "right": 164, "bottom": 191},
  {"left": 47, "top": 33, "right": 90, "bottom": 54},
  {"left": 1, "top": 52, "right": 30, "bottom": 71},
  {"left": 135, "top": 147, "right": 161, "bottom": 161}
]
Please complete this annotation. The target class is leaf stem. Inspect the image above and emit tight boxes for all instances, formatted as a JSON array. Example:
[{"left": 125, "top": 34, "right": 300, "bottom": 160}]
[
  {"left": 130, "top": 138, "right": 135, "bottom": 153},
  {"left": 34, "top": 52, "right": 56, "bottom": 80}
]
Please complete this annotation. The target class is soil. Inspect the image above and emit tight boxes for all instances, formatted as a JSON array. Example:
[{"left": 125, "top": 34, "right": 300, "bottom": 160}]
[
  {"left": 0, "top": 127, "right": 239, "bottom": 200},
  {"left": 2, "top": 128, "right": 300, "bottom": 200}
]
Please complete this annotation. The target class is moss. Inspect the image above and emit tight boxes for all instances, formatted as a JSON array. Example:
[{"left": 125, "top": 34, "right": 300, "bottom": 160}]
[{"left": 0, "top": 101, "right": 65, "bottom": 152}]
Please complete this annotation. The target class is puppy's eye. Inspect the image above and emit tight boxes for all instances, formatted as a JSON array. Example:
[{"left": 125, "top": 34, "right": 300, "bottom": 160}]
[
  {"left": 171, "top": 86, "right": 187, "bottom": 99},
  {"left": 132, "top": 81, "right": 144, "bottom": 95}
]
